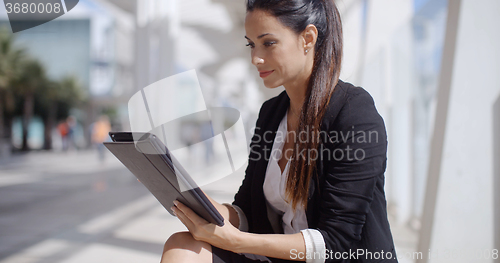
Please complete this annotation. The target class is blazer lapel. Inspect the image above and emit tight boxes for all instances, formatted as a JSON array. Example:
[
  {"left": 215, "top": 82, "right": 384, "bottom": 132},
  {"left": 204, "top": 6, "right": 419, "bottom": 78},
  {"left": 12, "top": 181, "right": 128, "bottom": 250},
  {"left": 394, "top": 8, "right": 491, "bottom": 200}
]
[{"left": 251, "top": 91, "right": 289, "bottom": 234}]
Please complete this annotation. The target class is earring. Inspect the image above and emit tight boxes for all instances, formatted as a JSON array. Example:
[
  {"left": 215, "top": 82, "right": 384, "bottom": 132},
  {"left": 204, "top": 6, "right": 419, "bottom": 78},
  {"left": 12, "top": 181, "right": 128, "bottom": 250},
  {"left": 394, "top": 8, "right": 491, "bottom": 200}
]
[{"left": 305, "top": 49, "right": 309, "bottom": 53}]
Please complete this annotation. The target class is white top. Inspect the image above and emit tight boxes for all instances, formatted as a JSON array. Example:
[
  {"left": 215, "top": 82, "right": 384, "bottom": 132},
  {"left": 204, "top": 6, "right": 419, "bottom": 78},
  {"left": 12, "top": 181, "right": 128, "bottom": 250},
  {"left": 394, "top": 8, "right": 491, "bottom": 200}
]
[
  {"left": 263, "top": 110, "right": 308, "bottom": 234},
  {"left": 229, "top": 110, "right": 326, "bottom": 263}
]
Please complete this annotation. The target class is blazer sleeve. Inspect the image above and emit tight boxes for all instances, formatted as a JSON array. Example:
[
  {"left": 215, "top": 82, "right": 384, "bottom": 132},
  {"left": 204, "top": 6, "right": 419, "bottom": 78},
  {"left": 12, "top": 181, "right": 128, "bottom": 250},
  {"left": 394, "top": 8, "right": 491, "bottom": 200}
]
[{"left": 316, "top": 89, "right": 388, "bottom": 261}]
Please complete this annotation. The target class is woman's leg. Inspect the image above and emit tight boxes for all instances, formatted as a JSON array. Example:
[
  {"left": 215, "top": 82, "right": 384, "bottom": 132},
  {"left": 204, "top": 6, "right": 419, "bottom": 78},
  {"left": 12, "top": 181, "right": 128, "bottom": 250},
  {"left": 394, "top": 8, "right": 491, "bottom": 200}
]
[{"left": 160, "top": 231, "right": 213, "bottom": 263}]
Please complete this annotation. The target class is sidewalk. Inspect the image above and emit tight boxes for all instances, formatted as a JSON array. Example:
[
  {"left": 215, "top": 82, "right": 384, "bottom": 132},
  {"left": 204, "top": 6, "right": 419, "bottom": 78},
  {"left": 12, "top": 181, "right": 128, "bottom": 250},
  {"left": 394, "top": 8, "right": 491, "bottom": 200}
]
[
  {"left": 0, "top": 149, "right": 416, "bottom": 263},
  {"left": 0, "top": 149, "right": 243, "bottom": 263},
  {"left": 0, "top": 150, "right": 123, "bottom": 188}
]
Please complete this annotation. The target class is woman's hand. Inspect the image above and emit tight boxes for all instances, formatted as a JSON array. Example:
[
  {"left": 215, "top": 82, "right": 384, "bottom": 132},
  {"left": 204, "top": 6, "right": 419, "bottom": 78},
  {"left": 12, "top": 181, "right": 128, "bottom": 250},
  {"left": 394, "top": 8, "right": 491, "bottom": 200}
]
[
  {"left": 172, "top": 200, "right": 307, "bottom": 260},
  {"left": 171, "top": 200, "right": 242, "bottom": 252}
]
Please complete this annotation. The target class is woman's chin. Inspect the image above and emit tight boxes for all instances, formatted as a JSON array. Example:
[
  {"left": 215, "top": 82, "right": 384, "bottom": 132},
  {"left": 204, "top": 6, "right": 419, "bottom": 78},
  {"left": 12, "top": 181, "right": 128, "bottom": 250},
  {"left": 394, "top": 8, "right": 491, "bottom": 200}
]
[{"left": 263, "top": 81, "right": 282, "bottom": 89}]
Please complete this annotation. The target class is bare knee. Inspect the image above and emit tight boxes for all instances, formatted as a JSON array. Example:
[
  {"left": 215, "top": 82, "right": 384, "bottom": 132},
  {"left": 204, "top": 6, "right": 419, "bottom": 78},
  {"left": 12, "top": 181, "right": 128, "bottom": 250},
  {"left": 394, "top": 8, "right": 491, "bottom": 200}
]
[
  {"left": 164, "top": 231, "right": 203, "bottom": 251},
  {"left": 161, "top": 231, "right": 212, "bottom": 263}
]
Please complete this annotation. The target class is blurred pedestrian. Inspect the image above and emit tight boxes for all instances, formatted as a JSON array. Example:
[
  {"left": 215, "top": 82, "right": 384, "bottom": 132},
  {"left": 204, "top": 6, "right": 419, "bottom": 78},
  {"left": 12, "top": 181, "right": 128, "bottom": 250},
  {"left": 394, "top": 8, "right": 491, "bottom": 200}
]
[
  {"left": 91, "top": 115, "right": 111, "bottom": 162},
  {"left": 66, "top": 116, "right": 78, "bottom": 151},
  {"left": 57, "top": 120, "right": 69, "bottom": 151}
]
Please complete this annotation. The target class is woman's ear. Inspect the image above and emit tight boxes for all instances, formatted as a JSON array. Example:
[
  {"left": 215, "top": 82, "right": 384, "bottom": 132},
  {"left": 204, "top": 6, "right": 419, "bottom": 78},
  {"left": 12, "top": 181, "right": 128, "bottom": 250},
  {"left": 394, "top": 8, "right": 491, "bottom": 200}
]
[{"left": 301, "top": 24, "right": 318, "bottom": 53}]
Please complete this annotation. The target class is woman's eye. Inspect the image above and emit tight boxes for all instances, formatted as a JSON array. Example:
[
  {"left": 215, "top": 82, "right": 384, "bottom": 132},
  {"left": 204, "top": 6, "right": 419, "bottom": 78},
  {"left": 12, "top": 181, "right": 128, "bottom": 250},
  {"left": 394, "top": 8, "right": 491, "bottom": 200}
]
[{"left": 245, "top": 42, "right": 275, "bottom": 48}]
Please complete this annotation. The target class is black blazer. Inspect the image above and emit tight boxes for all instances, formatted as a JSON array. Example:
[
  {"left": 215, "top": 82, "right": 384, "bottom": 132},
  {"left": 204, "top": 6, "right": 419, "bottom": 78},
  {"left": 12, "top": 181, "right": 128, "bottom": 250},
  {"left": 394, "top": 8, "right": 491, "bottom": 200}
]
[{"left": 233, "top": 80, "right": 397, "bottom": 262}]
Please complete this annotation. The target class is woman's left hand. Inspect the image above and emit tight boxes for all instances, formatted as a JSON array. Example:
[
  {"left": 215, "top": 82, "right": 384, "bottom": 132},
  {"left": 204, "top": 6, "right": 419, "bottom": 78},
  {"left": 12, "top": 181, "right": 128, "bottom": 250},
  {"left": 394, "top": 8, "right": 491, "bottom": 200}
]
[{"left": 171, "top": 200, "right": 242, "bottom": 252}]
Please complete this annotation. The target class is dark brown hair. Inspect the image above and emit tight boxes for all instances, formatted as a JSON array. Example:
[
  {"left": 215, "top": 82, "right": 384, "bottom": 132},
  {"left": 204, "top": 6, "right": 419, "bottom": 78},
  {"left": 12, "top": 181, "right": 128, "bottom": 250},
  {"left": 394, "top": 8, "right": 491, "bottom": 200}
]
[{"left": 247, "top": 0, "right": 343, "bottom": 210}]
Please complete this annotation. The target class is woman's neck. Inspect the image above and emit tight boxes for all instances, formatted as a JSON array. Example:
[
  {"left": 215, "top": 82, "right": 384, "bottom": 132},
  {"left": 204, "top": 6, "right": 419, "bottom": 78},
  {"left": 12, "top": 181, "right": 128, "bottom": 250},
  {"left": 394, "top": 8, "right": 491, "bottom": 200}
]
[
  {"left": 284, "top": 52, "right": 313, "bottom": 117},
  {"left": 284, "top": 79, "right": 307, "bottom": 132},
  {"left": 284, "top": 78, "right": 308, "bottom": 118},
  {"left": 284, "top": 50, "right": 314, "bottom": 125}
]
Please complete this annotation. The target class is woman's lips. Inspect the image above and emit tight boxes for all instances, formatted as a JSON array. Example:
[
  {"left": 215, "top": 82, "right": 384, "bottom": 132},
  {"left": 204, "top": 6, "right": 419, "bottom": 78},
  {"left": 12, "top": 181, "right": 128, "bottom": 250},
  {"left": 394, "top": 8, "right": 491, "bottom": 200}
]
[{"left": 259, "top": 70, "right": 274, "bottom": 78}]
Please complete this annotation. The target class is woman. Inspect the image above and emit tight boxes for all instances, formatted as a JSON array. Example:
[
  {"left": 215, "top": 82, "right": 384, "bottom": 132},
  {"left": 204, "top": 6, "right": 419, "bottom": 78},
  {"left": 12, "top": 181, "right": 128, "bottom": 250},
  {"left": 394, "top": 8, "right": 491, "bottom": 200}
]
[{"left": 162, "top": 0, "right": 397, "bottom": 262}]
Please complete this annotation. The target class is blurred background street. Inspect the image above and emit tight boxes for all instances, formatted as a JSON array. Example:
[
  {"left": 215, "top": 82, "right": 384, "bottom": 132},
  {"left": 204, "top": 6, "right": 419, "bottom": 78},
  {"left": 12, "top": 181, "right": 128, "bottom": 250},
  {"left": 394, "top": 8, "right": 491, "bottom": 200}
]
[{"left": 0, "top": 0, "right": 499, "bottom": 262}]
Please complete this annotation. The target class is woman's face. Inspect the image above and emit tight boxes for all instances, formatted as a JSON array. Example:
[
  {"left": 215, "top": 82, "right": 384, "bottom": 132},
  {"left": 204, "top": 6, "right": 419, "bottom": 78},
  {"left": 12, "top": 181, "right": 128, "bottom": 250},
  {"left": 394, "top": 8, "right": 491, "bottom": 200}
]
[{"left": 244, "top": 10, "right": 310, "bottom": 89}]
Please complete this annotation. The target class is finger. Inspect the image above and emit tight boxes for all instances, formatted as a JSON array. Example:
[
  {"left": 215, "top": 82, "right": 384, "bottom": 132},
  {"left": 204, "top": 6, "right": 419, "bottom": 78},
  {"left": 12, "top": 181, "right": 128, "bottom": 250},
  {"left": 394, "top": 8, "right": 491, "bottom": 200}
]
[
  {"left": 172, "top": 206, "right": 196, "bottom": 230},
  {"left": 174, "top": 200, "right": 208, "bottom": 225}
]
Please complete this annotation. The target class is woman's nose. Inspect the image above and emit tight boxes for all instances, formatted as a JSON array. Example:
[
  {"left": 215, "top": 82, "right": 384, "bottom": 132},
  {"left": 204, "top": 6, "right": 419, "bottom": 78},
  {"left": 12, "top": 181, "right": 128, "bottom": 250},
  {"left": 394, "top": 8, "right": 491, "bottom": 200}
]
[{"left": 251, "top": 53, "right": 264, "bottom": 66}]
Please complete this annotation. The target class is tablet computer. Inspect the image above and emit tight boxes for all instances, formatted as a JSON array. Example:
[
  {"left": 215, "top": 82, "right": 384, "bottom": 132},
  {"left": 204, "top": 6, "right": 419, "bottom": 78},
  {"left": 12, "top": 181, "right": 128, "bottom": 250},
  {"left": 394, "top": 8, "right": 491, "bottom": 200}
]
[{"left": 103, "top": 132, "right": 224, "bottom": 226}]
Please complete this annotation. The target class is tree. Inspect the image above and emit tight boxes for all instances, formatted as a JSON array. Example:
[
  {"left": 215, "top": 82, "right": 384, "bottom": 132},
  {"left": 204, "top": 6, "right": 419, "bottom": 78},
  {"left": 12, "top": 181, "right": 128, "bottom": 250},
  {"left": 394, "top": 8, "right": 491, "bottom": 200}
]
[
  {"left": 12, "top": 59, "right": 46, "bottom": 151},
  {"left": 0, "top": 29, "right": 25, "bottom": 141}
]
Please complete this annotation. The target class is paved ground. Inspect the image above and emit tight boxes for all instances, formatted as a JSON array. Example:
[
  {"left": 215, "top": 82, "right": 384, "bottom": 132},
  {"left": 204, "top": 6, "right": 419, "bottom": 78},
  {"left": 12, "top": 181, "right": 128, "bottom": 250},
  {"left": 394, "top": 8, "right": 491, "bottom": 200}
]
[{"left": 0, "top": 149, "right": 416, "bottom": 263}]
